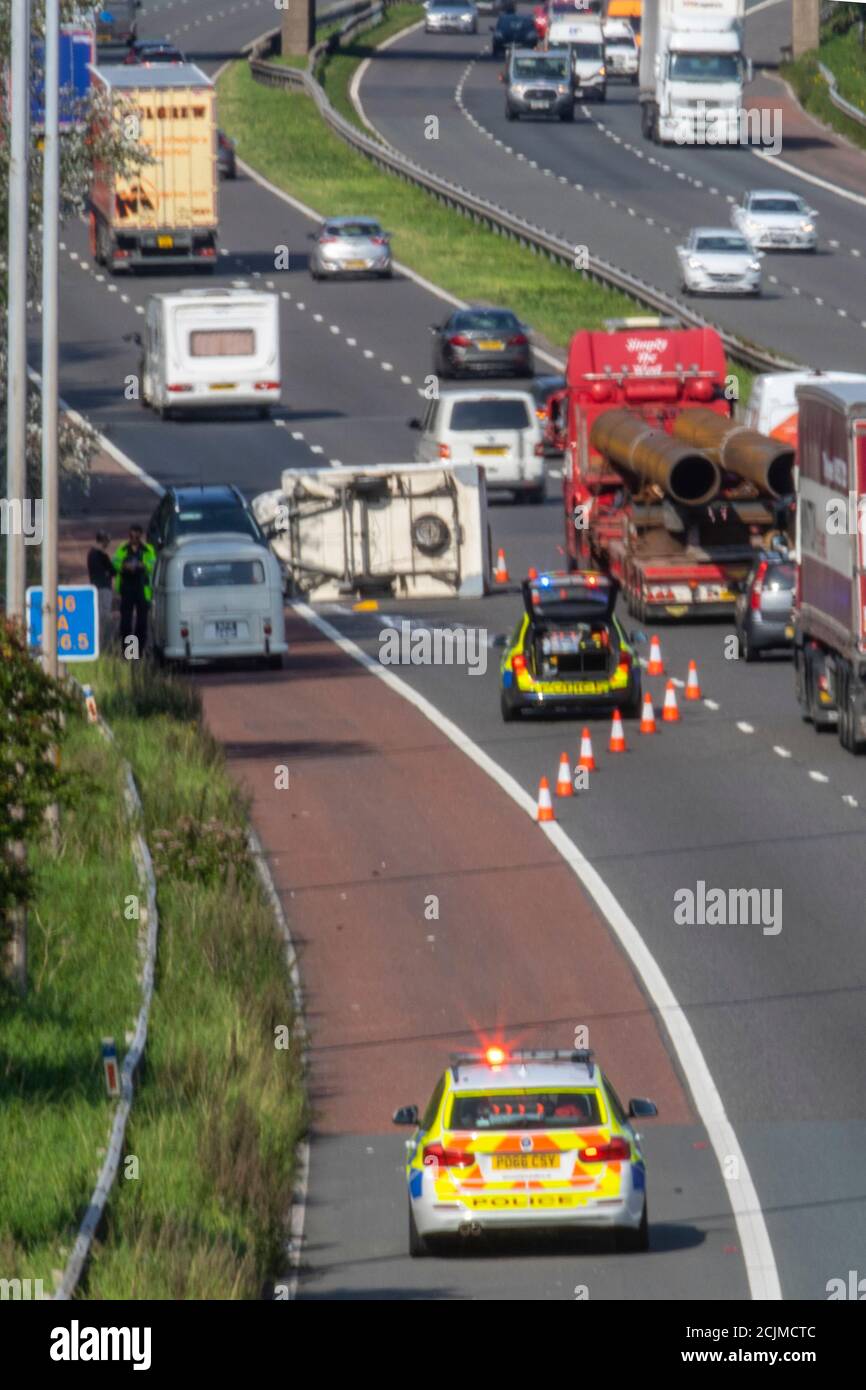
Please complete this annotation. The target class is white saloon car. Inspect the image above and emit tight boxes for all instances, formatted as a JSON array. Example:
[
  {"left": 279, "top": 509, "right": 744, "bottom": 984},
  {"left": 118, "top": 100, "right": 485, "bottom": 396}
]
[
  {"left": 410, "top": 388, "right": 546, "bottom": 503},
  {"left": 425, "top": 2, "right": 478, "bottom": 33},
  {"left": 731, "top": 189, "right": 818, "bottom": 252},
  {"left": 676, "top": 227, "right": 763, "bottom": 297}
]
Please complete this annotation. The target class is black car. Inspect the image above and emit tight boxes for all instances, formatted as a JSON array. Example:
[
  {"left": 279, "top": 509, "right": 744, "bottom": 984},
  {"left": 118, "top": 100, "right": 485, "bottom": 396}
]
[
  {"left": 491, "top": 12, "right": 537, "bottom": 56},
  {"left": 123, "top": 38, "right": 185, "bottom": 65},
  {"left": 431, "top": 306, "right": 534, "bottom": 379},
  {"left": 734, "top": 551, "right": 794, "bottom": 661},
  {"left": 217, "top": 131, "right": 237, "bottom": 180},
  {"left": 146, "top": 485, "right": 267, "bottom": 551}
]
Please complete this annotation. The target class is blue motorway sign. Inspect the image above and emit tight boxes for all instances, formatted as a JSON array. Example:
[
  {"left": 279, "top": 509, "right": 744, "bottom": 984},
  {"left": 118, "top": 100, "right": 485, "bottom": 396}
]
[{"left": 26, "top": 584, "right": 100, "bottom": 662}]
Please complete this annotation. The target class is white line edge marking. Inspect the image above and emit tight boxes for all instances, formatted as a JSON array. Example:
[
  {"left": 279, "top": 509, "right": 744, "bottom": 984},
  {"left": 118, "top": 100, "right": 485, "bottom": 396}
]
[
  {"left": 808, "top": 770, "right": 829, "bottom": 783},
  {"left": 752, "top": 150, "right": 866, "bottom": 210},
  {"left": 773, "top": 746, "right": 792, "bottom": 758},
  {"left": 737, "top": 721, "right": 755, "bottom": 734},
  {"left": 293, "top": 602, "right": 781, "bottom": 1302}
]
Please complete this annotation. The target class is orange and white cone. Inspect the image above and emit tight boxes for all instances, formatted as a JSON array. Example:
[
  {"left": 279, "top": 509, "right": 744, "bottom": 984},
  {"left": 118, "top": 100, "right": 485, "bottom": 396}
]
[
  {"left": 639, "top": 692, "right": 657, "bottom": 735},
  {"left": 577, "top": 727, "right": 596, "bottom": 772},
  {"left": 608, "top": 709, "right": 627, "bottom": 753},
  {"left": 647, "top": 634, "right": 664, "bottom": 676},
  {"left": 685, "top": 659, "right": 702, "bottom": 701},
  {"left": 662, "top": 680, "right": 680, "bottom": 723},
  {"left": 536, "top": 776, "right": 555, "bottom": 822},
  {"left": 555, "top": 752, "right": 573, "bottom": 797},
  {"left": 494, "top": 548, "right": 510, "bottom": 584}
]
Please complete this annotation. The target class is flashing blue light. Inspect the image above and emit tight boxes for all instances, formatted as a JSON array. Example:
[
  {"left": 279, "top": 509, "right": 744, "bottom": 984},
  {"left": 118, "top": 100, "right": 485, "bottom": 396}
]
[{"left": 540, "top": 576, "right": 551, "bottom": 587}]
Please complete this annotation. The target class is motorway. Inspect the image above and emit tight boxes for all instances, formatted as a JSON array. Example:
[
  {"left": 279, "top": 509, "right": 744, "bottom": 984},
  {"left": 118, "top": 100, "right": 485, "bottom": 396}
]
[{"left": 53, "top": 0, "right": 866, "bottom": 1300}]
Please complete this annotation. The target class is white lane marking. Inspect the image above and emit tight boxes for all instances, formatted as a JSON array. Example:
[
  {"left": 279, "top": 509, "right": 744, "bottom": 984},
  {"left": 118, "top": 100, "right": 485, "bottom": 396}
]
[
  {"left": 808, "top": 770, "right": 829, "bottom": 783},
  {"left": 291, "top": 431, "right": 304, "bottom": 440},
  {"left": 842, "top": 794, "right": 859, "bottom": 807},
  {"left": 310, "top": 445, "right": 324, "bottom": 454},
  {"left": 773, "top": 746, "right": 792, "bottom": 758},
  {"left": 752, "top": 150, "right": 866, "bottom": 209},
  {"left": 293, "top": 604, "right": 782, "bottom": 1302},
  {"left": 703, "top": 699, "right": 720, "bottom": 711},
  {"left": 737, "top": 721, "right": 755, "bottom": 734}
]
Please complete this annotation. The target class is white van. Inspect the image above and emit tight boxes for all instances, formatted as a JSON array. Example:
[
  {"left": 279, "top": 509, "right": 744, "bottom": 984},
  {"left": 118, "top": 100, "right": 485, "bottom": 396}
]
[
  {"left": 743, "top": 371, "right": 866, "bottom": 448},
  {"left": 151, "top": 533, "right": 288, "bottom": 667},
  {"left": 603, "top": 18, "right": 638, "bottom": 82},
  {"left": 138, "top": 288, "right": 280, "bottom": 419},
  {"left": 410, "top": 389, "right": 546, "bottom": 503},
  {"left": 547, "top": 15, "right": 607, "bottom": 100}
]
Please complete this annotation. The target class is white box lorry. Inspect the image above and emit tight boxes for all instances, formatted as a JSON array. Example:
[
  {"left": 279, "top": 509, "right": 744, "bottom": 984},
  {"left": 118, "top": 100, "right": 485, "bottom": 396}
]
[
  {"left": 89, "top": 64, "right": 218, "bottom": 272},
  {"left": 639, "top": 0, "right": 748, "bottom": 145},
  {"left": 135, "top": 288, "right": 281, "bottom": 419}
]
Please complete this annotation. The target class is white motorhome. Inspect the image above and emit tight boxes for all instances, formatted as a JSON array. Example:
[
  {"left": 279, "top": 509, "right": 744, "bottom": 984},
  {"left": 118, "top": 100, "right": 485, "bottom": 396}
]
[
  {"left": 639, "top": 0, "right": 748, "bottom": 145},
  {"left": 547, "top": 14, "right": 607, "bottom": 100},
  {"left": 138, "top": 288, "right": 280, "bottom": 418}
]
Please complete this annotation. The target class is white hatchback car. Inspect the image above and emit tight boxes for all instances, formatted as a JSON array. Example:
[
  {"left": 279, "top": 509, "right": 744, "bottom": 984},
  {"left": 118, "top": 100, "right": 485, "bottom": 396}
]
[
  {"left": 410, "top": 389, "right": 546, "bottom": 503},
  {"left": 731, "top": 189, "right": 818, "bottom": 252},
  {"left": 676, "top": 227, "right": 763, "bottom": 297}
]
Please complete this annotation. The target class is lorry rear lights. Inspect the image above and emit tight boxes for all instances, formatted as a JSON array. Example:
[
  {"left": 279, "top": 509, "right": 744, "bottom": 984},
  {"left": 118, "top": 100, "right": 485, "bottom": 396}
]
[
  {"left": 167, "top": 384, "right": 193, "bottom": 392},
  {"left": 590, "top": 381, "right": 613, "bottom": 402},
  {"left": 254, "top": 381, "right": 280, "bottom": 391},
  {"left": 196, "top": 246, "right": 217, "bottom": 257},
  {"left": 438, "top": 443, "right": 451, "bottom": 460},
  {"left": 534, "top": 442, "right": 544, "bottom": 456},
  {"left": 180, "top": 625, "right": 189, "bottom": 639},
  {"left": 263, "top": 621, "right": 272, "bottom": 636},
  {"left": 686, "top": 378, "right": 716, "bottom": 402},
  {"left": 751, "top": 560, "right": 769, "bottom": 609},
  {"left": 578, "top": 1137, "right": 630, "bottom": 1162}
]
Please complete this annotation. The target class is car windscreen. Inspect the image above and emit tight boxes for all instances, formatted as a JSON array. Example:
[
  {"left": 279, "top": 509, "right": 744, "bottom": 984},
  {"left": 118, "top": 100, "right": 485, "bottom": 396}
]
[
  {"left": 324, "top": 222, "right": 380, "bottom": 238},
  {"left": 176, "top": 507, "right": 261, "bottom": 540},
  {"left": 449, "top": 400, "right": 530, "bottom": 431},
  {"left": 452, "top": 310, "right": 518, "bottom": 332},
  {"left": 750, "top": 198, "right": 803, "bottom": 215},
  {"left": 669, "top": 53, "right": 740, "bottom": 81},
  {"left": 605, "top": 37, "right": 635, "bottom": 49},
  {"left": 189, "top": 329, "right": 255, "bottom": 357},
  {"left": 574, "top": 41, "right": 604, "bottom": 59},
  {"left": 182, "top": 559, "right": 266, "bottom": 587},
  {"left": 449, "top": 1089, "right": 603, "bottom": 1130},
  {"left": 513, "top": 56, "right": 568, "bottom": 77},
  {"left": 695, "top": 235, "right": 749, "bottom": 253}
]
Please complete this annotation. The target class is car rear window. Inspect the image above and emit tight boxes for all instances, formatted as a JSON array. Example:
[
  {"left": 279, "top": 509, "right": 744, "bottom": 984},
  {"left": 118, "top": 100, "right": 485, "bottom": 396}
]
[
  {"left": 325, "top": 222, "right": 380, "bottom": 239},
  {"left": 189, "top": 329, "right": 255, "bottom": 357},
  {"left": 449, "top": 400, "right": 530, "bottom": 431},
  {"left": 176, "top": 507, "right": 261, "bottom": 540},
  {"left": 452, "top": 310, "right": 518, "bottom": 332},
  {"left": 449, "top": 1090, "right": 602, "bottom": 1130},
  {"left": 182, "top": 559, "right": 265, "bottom": 587},
  {"left": 765, "top": 562, "right": 794, "bottom": 590}
]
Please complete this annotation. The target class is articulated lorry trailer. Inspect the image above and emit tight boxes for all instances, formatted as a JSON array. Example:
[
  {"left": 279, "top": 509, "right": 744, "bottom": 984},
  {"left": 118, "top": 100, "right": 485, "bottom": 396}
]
[
  {"left": 90, "top": 65, "right": 218, "bottom": 273},
  {"left": 557, "top": 322, "right": 793, "bottom": 620},
  {"left": 793, "top": 379, "right": 866, "bottom": 751},
  {"left": 639, "top": 0, "right": 748, "bottom": 144}
]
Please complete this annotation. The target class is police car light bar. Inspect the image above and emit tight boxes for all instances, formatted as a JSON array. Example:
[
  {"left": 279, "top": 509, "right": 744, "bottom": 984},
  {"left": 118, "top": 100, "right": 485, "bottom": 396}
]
[{"left": 450, "top": 1048, "right": 595, "bottom": 1077}]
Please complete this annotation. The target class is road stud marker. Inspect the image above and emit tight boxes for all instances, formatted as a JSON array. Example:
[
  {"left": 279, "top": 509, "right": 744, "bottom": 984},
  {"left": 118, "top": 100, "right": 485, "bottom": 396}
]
[
  {"left": 662, "top": 680, "right": 680, "bottom": 722},
  {"left": 639, "top": 692, "right": 657, "bottom": 734},
  {"left": 647, "top": 634, "right": 664, "bottom": 676},
  {"left": 578, "top": 726, "right": 596, "bottom": 772},
  {"left": 556, "top": 752, "right": 573, "bottom": 797},
  {"left": 494, "top": 548, "right": 510, "bottom": 584},
  {"left": 536, "top": 776, "right": 555, "bottom": 822},
  {"left": 608, "top": 708, "right": 627, "bottom": 753},
  {"left": 685, "top": 659, "right": 702, "bottom": 700}
]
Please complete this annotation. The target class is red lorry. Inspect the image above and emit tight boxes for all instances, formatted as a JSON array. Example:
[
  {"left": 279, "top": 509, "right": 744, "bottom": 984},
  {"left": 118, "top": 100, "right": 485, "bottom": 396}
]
[
  {"left": 557, "top": 320, "right": 787, "bottom": 622},
  {"left": 793, "top": 378, "right": 866, "bottom": 751}
]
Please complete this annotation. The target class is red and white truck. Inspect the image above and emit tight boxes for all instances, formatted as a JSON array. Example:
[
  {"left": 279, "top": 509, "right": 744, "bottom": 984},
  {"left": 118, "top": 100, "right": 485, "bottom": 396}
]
[
  {"left": 793, "top": 378, "right": 866, "bottom": 751},
  {"left": 90, "top": 64, "right": 218, "bottom": 273},
  {"left": 557, "top": 320, "right": 790, "bottom": 621}
]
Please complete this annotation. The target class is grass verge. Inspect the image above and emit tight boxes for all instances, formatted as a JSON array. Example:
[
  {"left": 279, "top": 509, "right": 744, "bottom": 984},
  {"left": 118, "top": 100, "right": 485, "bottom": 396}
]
[
  {"left": 1, "top": 657, "right": 305, "bottom": 1298},
  {"left": 782, "top": 28, "right": 866, "bottom": 155},
  {"left": 219, "top": 16, "right": 755, "bottom": 401}
]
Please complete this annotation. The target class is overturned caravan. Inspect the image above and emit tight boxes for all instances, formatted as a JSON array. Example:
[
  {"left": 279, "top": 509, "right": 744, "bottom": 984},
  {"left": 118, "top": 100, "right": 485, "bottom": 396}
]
[{"left": 253, "top": 462, "right": 490, "bottom": 601}]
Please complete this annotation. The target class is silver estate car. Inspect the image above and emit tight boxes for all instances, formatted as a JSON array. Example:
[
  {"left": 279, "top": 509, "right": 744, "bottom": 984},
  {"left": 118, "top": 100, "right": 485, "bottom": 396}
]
[
  {"left": 731, "top": 189, "right": 818, "bottom": 252},
  {"left": 425, "top": 2, "right": 478, "bottom": 33},
  {"left": 308, "top": 217, "right": 393, "bottom": 280}
]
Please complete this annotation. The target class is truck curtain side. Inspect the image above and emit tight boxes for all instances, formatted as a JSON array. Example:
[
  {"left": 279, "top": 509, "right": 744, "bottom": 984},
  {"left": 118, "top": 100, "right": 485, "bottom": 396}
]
[{"left": 89, "top": 65, "right": 218, "bottom": 273}]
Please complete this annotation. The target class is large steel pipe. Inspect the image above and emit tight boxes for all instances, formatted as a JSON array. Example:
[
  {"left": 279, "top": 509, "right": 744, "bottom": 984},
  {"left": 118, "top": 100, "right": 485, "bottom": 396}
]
[
  {"left": 590, "top": 409, "right": 721, "bottom": 506},
  {"left": 672, "top": 408, "right": 795, "bottom": 499}
]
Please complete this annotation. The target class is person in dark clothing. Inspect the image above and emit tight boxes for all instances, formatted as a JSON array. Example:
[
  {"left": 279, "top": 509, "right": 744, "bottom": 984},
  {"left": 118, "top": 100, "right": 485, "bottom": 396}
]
[
  {"left": 112, "top": 524, "right": 156, "bottom": 655},
  {"left": 87, "top": 530, "right": 115, "bottom": 647}
]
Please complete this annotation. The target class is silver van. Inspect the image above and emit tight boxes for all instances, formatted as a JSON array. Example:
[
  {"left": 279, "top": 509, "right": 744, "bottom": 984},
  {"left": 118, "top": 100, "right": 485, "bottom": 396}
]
[
  {"left": 151, "top": 534, "right": 288, "bottom": 668},
  {"left": 505, "top": 48, "right": 574, "bottom": 122}
]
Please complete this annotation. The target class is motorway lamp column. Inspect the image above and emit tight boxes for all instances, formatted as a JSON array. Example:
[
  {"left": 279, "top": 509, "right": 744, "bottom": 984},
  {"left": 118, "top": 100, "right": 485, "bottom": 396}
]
[
  {"left": 5, "top": 0, "right": 31, "bottom": 620},
  {"left": 42, "top": 0, "right": 60, "bottom": 679}
]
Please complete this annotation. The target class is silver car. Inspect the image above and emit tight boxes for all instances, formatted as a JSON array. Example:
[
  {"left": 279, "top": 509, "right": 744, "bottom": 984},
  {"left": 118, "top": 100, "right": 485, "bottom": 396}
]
[
  {"left": 425, "top": 2, "right": 478, "bottom": 33},
  {"left": 677, "top": 228, "right": 763, "bottom": 297},
  {"left": 505, "top": 48, "right": 574, "bottom": 122},
  {"left": 731, "top": 189, "right": 818, "bottom": 252},
  {"left": 308, "top": 217, "right": 393, "bottom": 280}
]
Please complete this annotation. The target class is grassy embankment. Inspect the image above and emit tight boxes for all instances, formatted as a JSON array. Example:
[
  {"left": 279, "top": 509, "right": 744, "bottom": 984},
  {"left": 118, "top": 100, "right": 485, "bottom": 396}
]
[
  {"left": 782, "top": 25, "right": 866, "bottom": 155},
  {"left": 0, "top": 658, "right": 305, "bottom": 1298}
]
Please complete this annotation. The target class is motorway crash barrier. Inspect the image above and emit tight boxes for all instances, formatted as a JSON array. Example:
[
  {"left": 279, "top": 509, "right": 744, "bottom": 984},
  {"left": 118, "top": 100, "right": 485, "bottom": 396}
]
[
  {"left": 247, "top": 10, "right": 801, "bottom": 376},
  {"left": 817, "top": 60, "right": 866, "bottom": 129},
  {"left": 53, "top": 693, "right": 160, "bottom": 1301}
]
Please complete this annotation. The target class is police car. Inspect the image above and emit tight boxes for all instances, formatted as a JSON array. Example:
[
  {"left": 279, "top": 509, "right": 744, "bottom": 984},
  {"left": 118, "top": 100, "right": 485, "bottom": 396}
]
[
  {"left": 499, "top": 571, "right": 642, "bottom": 721},
  {"left": 393, "top": 1047, "right": 656, "bottom": 1255}
]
